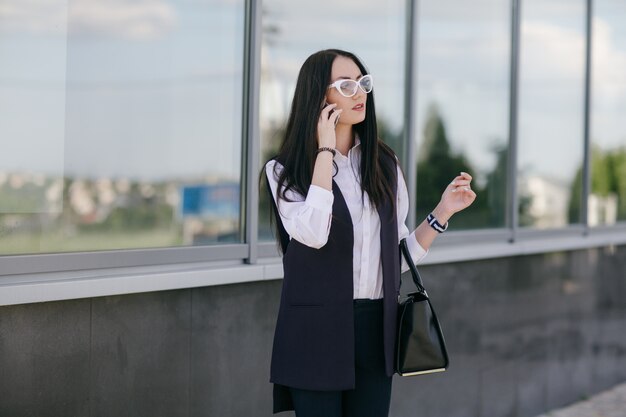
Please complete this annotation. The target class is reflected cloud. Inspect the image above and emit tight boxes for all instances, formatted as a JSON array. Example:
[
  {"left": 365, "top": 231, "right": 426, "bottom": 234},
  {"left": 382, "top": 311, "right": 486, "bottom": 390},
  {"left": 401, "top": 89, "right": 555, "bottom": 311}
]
[
  {"left": 521, "top": 15, "right": 626, "bottom": 91},
  {"left": 261, "top": 0, "right": 404, "bottom": 51},
  {"left": 0, "top": 0, "right": 67, "bottom": 34},
  {"left": 266, "top": 0, "right": 402, "bottom": 16},
  {"left": 416, "top": 0, "right": 511, "bottom": 21},
  {"left": 69, "top": 0, "right": 178, "bottom": 40},
  {"left": 0, "top": 0, "right": 178, "bottom": 40},
  {"left": 521, "top": 21, "right": 585, "bottom": 82},
  {"left": 593, "top": 17, "right": 626, "bottom": 97}
]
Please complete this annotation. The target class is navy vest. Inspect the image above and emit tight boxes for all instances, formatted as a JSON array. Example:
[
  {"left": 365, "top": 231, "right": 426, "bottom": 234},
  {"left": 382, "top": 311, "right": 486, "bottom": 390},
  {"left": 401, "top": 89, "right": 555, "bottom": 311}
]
[{"left": 267, "top": 153, "right": 400, "bottom": 413}]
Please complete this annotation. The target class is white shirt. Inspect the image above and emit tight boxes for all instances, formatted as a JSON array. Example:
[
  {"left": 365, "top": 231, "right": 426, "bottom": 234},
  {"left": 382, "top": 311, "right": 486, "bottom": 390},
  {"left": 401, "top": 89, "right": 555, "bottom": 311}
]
[{"left": 265, "top": 137, "right": 428, "bottom": 300}]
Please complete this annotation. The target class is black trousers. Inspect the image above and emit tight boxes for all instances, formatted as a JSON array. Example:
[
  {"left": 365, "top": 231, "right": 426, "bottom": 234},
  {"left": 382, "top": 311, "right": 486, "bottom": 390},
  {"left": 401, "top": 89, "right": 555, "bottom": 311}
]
[{"left": 288, "top": 298, "right": 393, "bottom": 417}]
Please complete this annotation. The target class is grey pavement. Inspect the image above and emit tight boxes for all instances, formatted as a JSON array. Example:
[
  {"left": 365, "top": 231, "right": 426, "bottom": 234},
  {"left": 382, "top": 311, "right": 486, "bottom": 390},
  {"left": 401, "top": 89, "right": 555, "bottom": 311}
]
[{"left": 534, "top": 381, "right": 626, "bottom": 417}]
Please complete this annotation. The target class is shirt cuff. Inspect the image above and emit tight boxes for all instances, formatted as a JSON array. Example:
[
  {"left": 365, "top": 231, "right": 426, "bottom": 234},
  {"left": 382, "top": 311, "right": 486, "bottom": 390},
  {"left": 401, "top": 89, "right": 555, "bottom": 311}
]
[
  {"left": 305, "top": 185, "right": 334, "bottom": 213},
  {"left": 406, "top": 230, "right": 428, "bottom": 264}
]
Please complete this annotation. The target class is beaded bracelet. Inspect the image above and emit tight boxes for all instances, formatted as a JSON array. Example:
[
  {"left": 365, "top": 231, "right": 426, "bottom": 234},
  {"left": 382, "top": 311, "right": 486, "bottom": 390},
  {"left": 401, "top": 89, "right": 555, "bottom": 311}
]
[
  {"left": 316, "top": 147, "right": 336, "bottom": 157},
  {"left": 427, "top": 213, "right": 448, "bottom": 233}
]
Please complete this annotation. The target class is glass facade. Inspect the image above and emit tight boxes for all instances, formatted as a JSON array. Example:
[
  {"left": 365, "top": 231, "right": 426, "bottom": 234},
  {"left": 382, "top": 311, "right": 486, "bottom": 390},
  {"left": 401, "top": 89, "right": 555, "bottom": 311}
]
[
  {"left": 0, "top": 0, "right": 623, "bottom": 265},
  {"left": 517, "top": 0, "right": 586, "bottom": 228},
  {"left": 589, "top": 0, "right": 626, "bottom": 225},
  {"left": 413, "top": 0, "right": 511, "bottom": 230},
  {"left": 0, "top": 0, "right": 245, "bottom": 254}
]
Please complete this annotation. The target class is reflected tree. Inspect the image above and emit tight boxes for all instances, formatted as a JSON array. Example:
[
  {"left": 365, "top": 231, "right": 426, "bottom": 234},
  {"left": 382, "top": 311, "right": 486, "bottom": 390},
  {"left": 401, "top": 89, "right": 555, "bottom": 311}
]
[
  {"left": 568, "top": 144, "right": 626, "bottom": 223},
  {"left": 415, "top": 104, "right": 494, "bottom": 228},
  {"left": 377, "top": 118, "right": 403, "bottom": 158},
  {"left": 415, "top": 104, "right": 510, "bottom": 229},
  {"left": 484, "top": 142, "right": 508, "bottom": 227},
  {"left": 610, "top": 147, "right": 626, "bottom": 219}
]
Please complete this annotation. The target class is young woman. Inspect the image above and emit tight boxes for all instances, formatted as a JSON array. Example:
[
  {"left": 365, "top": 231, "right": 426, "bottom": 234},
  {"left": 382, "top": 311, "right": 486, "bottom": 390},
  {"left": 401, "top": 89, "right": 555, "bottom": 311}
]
[{"left": 263, "top": 49, "right": 476, "bottom": 417}]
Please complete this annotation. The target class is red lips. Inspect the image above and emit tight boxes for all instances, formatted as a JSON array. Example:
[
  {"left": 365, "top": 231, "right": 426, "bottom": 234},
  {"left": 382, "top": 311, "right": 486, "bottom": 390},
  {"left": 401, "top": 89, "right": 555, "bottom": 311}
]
[{"left": 352, "top": 103, "right": 365, "bottom": 110}]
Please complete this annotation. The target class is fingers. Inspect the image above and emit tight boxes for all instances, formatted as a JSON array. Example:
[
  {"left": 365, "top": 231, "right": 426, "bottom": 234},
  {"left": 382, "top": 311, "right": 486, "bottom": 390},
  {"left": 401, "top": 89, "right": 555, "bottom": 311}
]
[
  {"left": 319, "top": 104, "right": 342, "bottom": 120},
  {"left": 452, "top": 187, "right": 470, "bottom": 193},
  {"left": 449, "top": 171, "right": 473, "bottom": 193},
  {"left": 452, "top": 186, "right": 474, "bottom": 193},
  {"left": 321, "top": 103, "right": 337, "bottom": 116},
  {"left": 319, "top": 106, "right": 342, "bottom": 127}
]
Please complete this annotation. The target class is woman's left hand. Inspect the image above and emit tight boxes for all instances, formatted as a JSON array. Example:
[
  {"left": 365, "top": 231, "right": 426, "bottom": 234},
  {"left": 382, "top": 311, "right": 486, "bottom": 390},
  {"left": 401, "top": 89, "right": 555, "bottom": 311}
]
[
  {"left": 417, "top": 171, "right": 477, "bottom": 248},
  {"left": 439, "top": 171, "right": 477, "bottom": 215}
]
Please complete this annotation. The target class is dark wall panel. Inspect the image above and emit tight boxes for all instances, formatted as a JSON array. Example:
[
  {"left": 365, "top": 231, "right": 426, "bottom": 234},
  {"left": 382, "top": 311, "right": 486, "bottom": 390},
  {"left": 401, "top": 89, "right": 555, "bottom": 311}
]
[
  {"left": 90, "top": 290, "right": 191, "bottom": 417},
  {"left": 190, "top": 279, "right": 281, "bottom": 417},
  {"left": 0, "top": 245, "right": 625, "bottom": 417},
  {"left": 0, "top": 298, "right": 91, "bottom": 417}
]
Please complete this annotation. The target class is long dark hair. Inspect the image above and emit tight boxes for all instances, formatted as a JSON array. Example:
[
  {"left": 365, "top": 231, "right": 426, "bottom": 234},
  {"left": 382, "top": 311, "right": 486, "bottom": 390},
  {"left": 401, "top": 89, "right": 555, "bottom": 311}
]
[{"left": 263, "top": 49, "right": 397, "bottom": 250}]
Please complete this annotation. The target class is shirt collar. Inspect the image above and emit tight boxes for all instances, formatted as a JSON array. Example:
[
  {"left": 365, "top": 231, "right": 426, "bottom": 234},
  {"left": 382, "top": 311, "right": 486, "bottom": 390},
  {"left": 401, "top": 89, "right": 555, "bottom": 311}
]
[{"left": 334, "top": 133, "right": 361, "bottom": 161}]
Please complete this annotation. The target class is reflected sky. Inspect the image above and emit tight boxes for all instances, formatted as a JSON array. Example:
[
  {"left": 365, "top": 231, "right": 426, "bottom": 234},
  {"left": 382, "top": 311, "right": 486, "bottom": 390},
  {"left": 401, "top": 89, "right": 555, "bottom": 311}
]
[
  {"left": 0, "top": 0, "right": 243, "bottom": 181},
  {"left": 517, "top": 0, "right": 586, "bottom": 187},
  {"left": 592, "top": 0, "right": 626, "bottom": 149}
]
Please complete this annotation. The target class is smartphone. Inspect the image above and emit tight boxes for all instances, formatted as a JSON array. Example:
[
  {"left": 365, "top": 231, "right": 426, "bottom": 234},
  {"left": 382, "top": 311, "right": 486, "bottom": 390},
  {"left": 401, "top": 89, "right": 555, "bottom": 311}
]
[{"left": 323, "top": 101, "right": 340, "bottom": 127}]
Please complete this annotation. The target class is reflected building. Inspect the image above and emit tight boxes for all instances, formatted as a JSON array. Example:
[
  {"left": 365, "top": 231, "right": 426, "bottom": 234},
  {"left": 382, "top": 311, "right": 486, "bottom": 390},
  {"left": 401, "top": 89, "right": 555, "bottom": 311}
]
[
  {"left": 588, "top": 193, "right": 618, "bottom": 225},
  {"left": 518, "top": 174, "right": 570, "bottom": 228}
]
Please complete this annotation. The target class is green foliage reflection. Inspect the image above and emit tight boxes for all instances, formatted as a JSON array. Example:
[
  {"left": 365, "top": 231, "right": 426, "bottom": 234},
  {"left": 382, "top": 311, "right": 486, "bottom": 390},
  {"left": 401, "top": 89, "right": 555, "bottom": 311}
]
[
  {"left": 569, "top": 144, "right": 626, "bottom": 224},
  {"left": 415, "top": 104, "right": 506, "bottom": 229}
]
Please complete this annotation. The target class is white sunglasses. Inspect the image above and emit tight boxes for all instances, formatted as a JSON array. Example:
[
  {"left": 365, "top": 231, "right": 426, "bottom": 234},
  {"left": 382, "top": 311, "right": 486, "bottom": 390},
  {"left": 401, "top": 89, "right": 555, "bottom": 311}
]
[{"left": 327, "top": 74, "right": 373, "bottom": 98}]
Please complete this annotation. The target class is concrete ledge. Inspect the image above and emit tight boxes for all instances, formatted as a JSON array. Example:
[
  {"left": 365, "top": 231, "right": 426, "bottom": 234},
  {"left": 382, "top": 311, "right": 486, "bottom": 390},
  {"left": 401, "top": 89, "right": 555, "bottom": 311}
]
[{"left": 1, "top": 231, "right": 625, "bottom": 307}]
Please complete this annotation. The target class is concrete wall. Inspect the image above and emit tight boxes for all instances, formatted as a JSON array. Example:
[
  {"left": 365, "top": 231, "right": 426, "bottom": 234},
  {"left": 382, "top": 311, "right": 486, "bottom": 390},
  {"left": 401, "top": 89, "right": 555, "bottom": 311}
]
[{"left": 1, "top": 245, "right": 625, "bottom": 417}]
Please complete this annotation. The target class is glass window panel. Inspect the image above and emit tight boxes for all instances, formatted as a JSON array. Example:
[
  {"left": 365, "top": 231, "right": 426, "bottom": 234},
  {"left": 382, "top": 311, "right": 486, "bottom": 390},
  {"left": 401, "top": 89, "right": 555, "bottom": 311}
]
[
  {"left": 589, "top": 0, "right": 626, "bottom": 225},
  {"left": 0, "top": 0, "right": 244, "bottom": 255},
  {"left": 258, "top": 1, "right": 408, "bottom": 241},
  {"left": 414, "top": 0, "right": 511, "bottom": 230},
  {"left": 517, "top": 0, "right": 586, "bottom": 228}
]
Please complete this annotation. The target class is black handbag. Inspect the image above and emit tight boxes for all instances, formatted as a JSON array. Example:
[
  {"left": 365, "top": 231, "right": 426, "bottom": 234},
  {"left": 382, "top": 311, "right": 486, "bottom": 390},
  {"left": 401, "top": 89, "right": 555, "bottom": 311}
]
[{"left": 395, "top": 238, "right": 449, "bottom": 376}]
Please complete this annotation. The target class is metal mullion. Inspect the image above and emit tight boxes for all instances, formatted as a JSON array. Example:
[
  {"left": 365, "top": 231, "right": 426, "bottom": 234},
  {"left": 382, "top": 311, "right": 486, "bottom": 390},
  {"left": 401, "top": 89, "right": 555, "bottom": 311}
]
[
  {"left": 405, "top": 0, "right": 419, "bottom": 231},
  {"left": 507, "top": 0, "right": 522, "bottom": 242},
  {"left": 242, "top": 0, "right": 262, "bottom": 264},
  {"left": 582, "top": 0, "right": 593, "bottom": 234}
]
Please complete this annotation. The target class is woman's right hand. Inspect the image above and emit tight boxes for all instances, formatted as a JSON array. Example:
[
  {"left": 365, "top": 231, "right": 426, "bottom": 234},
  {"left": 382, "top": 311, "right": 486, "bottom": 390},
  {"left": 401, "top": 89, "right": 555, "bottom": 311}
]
[{"left": 317, "top": 103, "right": 342, "bottom": 149}]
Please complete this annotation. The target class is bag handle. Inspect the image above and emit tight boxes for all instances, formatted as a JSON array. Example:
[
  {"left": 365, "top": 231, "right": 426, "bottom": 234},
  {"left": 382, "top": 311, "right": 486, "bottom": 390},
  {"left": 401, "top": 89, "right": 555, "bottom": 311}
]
[{"left": 399, "top": 238, "right": 426, "bottom": 294}]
